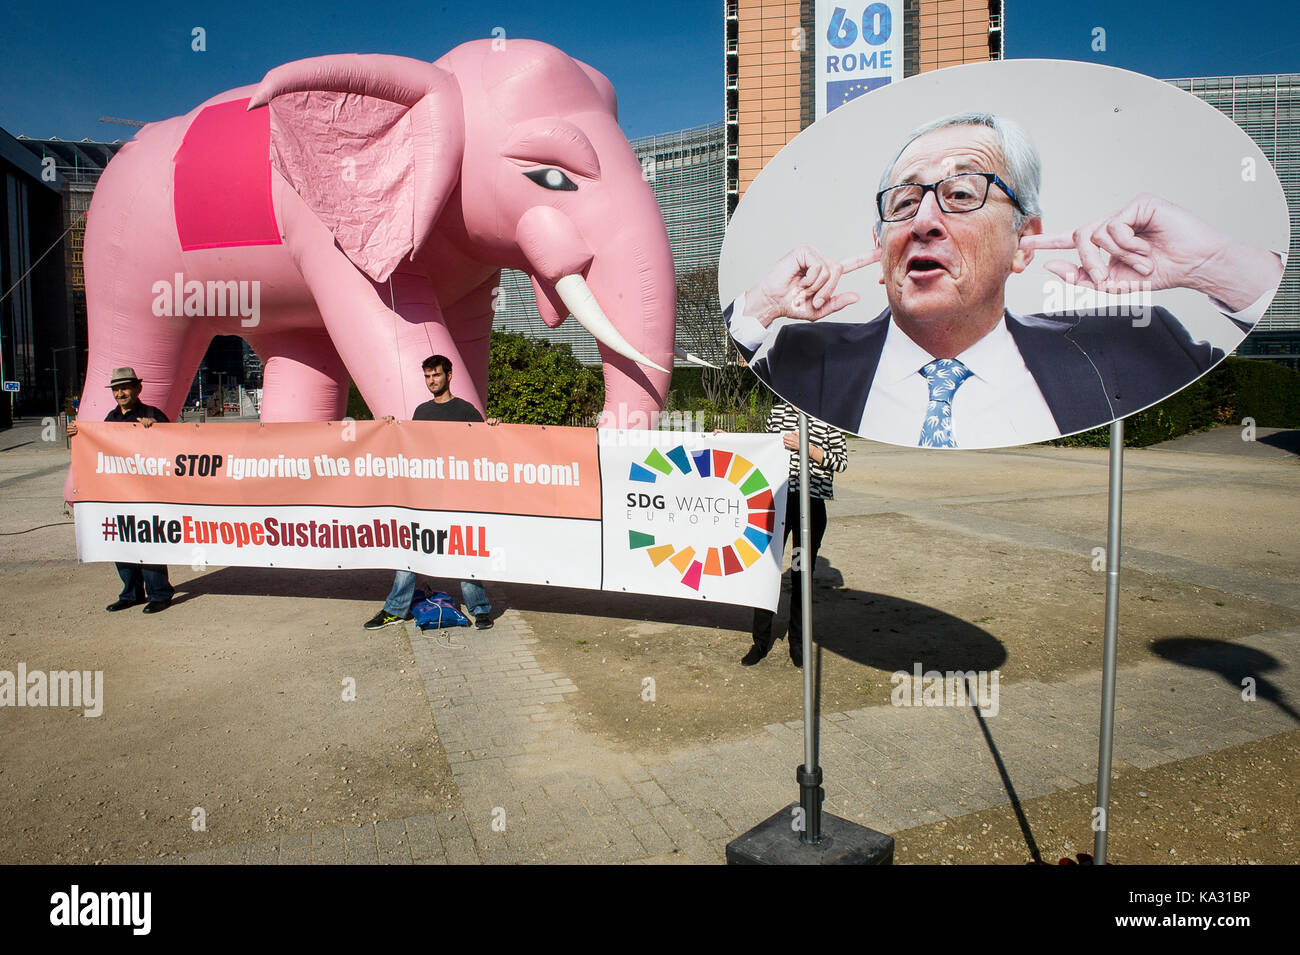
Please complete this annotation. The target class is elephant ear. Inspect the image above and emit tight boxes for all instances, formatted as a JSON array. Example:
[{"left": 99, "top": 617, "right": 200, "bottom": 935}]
[{"left": 249, "top": 54, "right": 465, "bottom": 283}]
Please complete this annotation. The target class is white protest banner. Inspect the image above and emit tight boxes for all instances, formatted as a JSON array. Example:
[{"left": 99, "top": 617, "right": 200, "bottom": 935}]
[{"left": 72, "top": 421, "right": 788, "bottom": 610}]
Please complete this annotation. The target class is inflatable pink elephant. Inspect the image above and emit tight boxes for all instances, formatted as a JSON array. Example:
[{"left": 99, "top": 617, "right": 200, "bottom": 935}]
[{"left": 71, "top": 40, "right": 674, "bottom": 477}]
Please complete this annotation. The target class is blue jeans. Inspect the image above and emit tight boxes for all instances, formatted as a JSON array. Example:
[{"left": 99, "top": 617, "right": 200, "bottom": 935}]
[
  {"left": 384, "top": 571, "right": 490, "bottom": 618},
  {"left": 116, "top": 562, "right": 174, "bottom": 603}
]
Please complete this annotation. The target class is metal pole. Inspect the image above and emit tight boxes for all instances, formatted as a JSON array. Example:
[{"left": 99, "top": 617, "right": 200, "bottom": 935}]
[
  {"left": 796, "top": 411, "right": 823, "bottom": 844},
  {"left": 51, "top": 353, "right": 60, "bottom": 418},
  {"left": 1094, "top": 418, "right": 1124, "bottom": 863},
  {"left": 50, "top": 346, "right": 78, "bottom": 418}
]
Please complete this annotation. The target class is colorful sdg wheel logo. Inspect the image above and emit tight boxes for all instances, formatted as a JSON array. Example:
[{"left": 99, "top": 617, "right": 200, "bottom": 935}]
[{"left": 626, "top": 445, "right": 776, "bottom": 591}]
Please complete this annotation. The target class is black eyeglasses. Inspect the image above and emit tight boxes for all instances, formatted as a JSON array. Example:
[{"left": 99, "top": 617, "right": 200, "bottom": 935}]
[{"left": 876, "top": 172, "right": 1025, "bottom": 222}]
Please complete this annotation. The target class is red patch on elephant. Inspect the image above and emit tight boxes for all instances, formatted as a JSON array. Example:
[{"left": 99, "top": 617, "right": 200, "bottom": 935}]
[{"left": 174, "top": 99, "right": 281, "bottom": 250}]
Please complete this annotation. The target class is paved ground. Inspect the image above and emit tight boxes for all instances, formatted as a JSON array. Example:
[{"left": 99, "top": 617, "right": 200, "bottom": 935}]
[{"left": 2, "top": 417, "right": 1297, "bottom": 864}]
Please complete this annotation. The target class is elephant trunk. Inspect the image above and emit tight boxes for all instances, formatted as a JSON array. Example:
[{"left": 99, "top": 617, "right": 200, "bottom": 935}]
[
  {"left": 584, "top": 240, "right": 675, "bottom": 430},
  {"left": 517, "top": 204, "right": 675, "bottom": 430}
]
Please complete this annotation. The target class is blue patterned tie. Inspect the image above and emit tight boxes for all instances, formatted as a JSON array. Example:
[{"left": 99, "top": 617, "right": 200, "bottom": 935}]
[{"left": 918, "top": 358, "right": 973, "bottom": 448}]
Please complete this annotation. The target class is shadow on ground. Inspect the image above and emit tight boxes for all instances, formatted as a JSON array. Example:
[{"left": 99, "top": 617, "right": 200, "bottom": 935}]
[
  {"left": 815, "top": 590, "right": 1005, "bottom": 673},
  {"left": 176, "top": 565, "right": 402, "bottom": 601},
  {"left": 1259, "top": 430, "right": 1300, "bottom": 456},
  {"left": 1153, "top": 636, "right": 1299, "bottom": 723}
]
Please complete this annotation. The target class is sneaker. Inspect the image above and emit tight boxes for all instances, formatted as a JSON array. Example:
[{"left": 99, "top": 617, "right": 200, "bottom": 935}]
[
  {"left": 474, "top": 613, "right": 493, "bottom": 630},
  {"left": 364, "top": 609, "right": 410, "bottom": 630}
]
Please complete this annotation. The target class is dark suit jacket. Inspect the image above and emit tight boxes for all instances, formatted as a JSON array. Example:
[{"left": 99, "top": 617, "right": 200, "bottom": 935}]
[{"left": 727, "top": 304, "right": 1224, "bottom": 438}]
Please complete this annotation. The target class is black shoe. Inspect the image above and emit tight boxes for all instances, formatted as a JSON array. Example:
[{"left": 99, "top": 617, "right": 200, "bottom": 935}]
[
  {"left": 364, "top": 609, "right": 410, "bottom": 630},
  {"left": 106, "top": 599, "right": 142, "bottom": 612},
  {"left": 142, "top": 600, "right": 172, "bottom": 614},
  {"left": 741, "top": 642, "right": 772, "bottom": 666},
  {"left": 474, "top": 613, "right": 493, "bottom": 630}
]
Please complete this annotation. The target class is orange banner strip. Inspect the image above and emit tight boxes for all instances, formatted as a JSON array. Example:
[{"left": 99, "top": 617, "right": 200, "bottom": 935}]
[{"left": 72, "top": 421, "right": 602, "bottom": 520}]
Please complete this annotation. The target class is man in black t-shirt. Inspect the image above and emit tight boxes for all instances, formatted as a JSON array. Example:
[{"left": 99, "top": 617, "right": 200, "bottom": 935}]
[
  {"left": 365, "top": 355, "right": 500, "bottom": 633},
  {"left": 66, "top": 367, "right": 176, "bottom": 614}
]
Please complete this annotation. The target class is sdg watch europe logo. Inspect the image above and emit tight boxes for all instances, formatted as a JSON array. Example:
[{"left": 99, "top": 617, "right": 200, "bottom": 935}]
[{"left": 624, "top": 444, "right": 776, "bottom": 590}]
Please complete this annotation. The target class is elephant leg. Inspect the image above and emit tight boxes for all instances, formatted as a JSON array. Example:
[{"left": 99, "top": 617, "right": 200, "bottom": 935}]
[
  {"left": 66, "top": 277, "right": 212, "bottom": 500},
  {"left": 79, "top": 297, "right": 212, "bottom": 429},
  {"left": 250, "top": 330, "right": 349, "bottom": 422},
  {"left": 378, "top": 267, "right": 476, "bottom": 411},
  {"left": 272, "top": 169, "right": 457, "bottom": 419},
  {"left": 437, "top": 275, "right": 498, "bottom": 414}
]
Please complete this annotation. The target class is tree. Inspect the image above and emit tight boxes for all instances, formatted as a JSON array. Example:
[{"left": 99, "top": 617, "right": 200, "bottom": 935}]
[
  {"left": 675, "top": 265, "right": 752, "bottom": 411},
  {"left": 487, "top": 331, "right": 604, "bottom": 425}
]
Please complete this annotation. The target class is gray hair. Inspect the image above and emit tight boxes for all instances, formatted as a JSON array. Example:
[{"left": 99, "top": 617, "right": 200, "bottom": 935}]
[{"left": 874, "top": 111, "right": 1042, "bottom": 236}]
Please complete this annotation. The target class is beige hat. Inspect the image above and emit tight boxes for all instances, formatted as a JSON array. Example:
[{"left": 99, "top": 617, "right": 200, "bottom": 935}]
[{"left": 107, "top": 367, "right": 142, "bottom": 388}]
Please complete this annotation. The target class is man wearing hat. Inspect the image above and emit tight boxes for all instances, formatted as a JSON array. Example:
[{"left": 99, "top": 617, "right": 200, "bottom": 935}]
[{"left": 66, "top": 367, "right": 175, "bottom": 613}]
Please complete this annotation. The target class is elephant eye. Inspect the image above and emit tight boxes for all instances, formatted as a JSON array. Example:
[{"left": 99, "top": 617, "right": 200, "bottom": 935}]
[{"left": 524, "top": 167, "right": 578, "bottom": 191}]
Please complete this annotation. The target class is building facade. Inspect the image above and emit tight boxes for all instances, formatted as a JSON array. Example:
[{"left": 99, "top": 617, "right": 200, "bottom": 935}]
[
  {"left": 0, "top": 131, "right": 91, "bottom": 422},
  {"left": 726, "top": 0, "right": 1004, "bottom": 213},
  {"left": 1167, "top": 74, "right": 1299, "bottom": 367}
]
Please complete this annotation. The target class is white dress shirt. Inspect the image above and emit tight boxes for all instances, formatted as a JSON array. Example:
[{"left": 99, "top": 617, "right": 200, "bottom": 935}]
[
  {"left": 726, "top": 296, "right": 1058, "bottom": 448},
  {"left": 725, "top": 285, "right": 1275, "bottom": 449},
  {"left": 861, "top": 317, "right": 1059, "bottom": 448}
]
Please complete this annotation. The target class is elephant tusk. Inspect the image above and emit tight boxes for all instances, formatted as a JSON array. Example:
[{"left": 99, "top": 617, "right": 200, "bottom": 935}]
[
  {"left": 674, "top": 346, "right": 719, "bottom": 370},
  {"left": 555, "top": 274, "right": 670, "bottom": 375}
]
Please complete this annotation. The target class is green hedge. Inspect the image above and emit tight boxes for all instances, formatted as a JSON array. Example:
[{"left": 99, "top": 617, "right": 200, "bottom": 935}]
[
  {"left": 1051, "top": 357, "right": 1300, "bottom": 447},
  {"left": 485, "top": 332, "right": 604, "bottom": 425},
  {"left": 345, "top": 382, "right": 373, "bottom": 421},
  {"left": 343, "top": 333, "right": 602, "bottom": 425}
]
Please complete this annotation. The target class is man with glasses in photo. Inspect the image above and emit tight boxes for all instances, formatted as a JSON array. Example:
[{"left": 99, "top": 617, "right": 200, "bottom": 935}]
[{"left": 725, "top": 112, "right": 1283, "bottom": 448}]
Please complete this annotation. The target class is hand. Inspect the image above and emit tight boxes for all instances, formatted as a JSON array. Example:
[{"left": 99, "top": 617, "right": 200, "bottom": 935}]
[
  {"left": 781, "top": 430, "right": 824, "bottom": 464},
  {"left": 1021, "top": 194, "right": 1283, "bottom": 313},
  {"left": 139, "top": 417, "right": 156, "bottom": 428},
  {"left": 485, "top": 417, "right": 501, "bottom": 426},
  {"left": 744, "top": 244, "right": 881, "bottom": 328},
  {"left": 381, "top": 415, "right": 396, "bottom": 423},
  {"left": 66, "top": 421, "right": 77, "bottom": 437}
]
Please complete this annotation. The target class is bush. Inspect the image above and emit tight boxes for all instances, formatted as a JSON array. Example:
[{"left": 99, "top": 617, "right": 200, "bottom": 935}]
[
  {"left": 1050, "top": 357, "right": 1300, "bottom": 447},
  {"left": 346, "top": 381, "right": 373, "bottom": 421},
  {"left": 486, "top": 331, "right": 604, "bottom": 425}
]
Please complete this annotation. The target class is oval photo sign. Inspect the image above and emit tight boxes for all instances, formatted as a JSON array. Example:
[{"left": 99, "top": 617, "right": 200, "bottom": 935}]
[{"left": 719, "top": 59, "right": 1289, "bottom": 449}]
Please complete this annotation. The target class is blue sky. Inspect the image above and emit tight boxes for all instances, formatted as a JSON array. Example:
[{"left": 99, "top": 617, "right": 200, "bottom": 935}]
[{"left": 1, "top": 0, "right": 1297, "bottom": 142}]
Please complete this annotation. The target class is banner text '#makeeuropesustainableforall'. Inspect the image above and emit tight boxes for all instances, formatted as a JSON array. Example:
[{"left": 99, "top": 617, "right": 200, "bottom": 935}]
[{"left": 102, "top": 512, "right": 489, "bottom": 555}]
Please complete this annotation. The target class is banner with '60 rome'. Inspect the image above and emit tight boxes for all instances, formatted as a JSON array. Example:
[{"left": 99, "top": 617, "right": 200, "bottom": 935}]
[{"left": 72, "top": 422, "right": 788, "bottom": 611}]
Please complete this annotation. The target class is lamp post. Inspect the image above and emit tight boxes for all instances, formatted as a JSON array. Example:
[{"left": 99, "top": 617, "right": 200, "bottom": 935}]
[{"left": 51, "top": 345, "right": 78, "bottom": 415}]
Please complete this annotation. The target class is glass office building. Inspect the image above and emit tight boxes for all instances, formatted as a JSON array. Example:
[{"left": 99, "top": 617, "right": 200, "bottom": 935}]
[{"left": 1168, "top": 74, "right": 1299, "bottom": 369}]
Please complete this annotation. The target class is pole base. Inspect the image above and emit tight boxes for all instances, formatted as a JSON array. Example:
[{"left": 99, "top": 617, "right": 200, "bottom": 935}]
[{"left": 725, "top": 804, "right": 894, "bottom": 865}]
